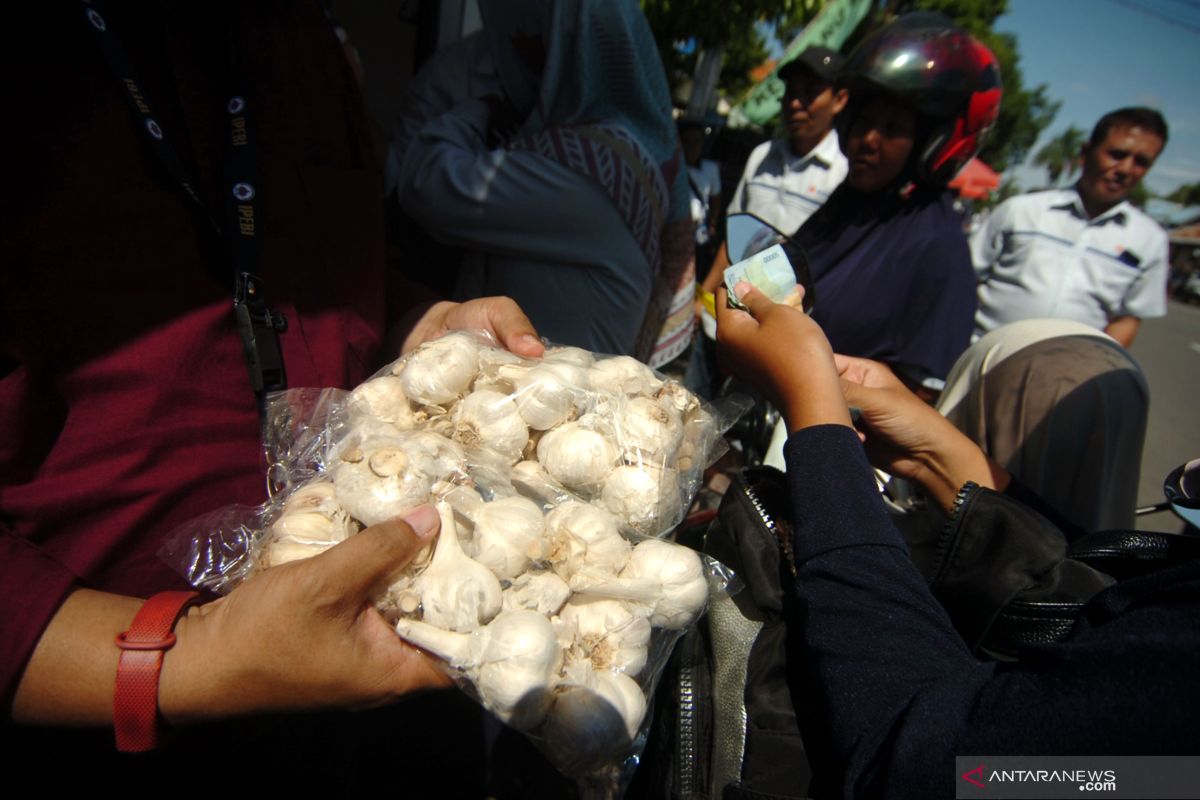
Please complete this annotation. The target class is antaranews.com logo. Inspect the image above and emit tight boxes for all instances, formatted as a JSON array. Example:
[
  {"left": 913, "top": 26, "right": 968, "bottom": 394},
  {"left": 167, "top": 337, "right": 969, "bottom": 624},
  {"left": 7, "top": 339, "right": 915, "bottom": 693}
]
[{"left": 955, "top": 756, "right": 1200, "bottom": 799}]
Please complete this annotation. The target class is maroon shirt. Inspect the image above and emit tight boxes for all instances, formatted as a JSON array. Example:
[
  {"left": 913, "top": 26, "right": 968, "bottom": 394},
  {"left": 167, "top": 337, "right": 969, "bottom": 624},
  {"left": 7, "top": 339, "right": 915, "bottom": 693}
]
[{"left": 1, "top": 4, "right": 388, "bottom": 701}]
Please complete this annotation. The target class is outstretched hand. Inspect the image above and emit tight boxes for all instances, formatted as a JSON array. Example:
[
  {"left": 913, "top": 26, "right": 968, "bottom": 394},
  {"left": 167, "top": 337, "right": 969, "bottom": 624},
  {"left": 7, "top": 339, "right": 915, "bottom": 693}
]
[
  {"left": 160, "top": 506, "right": 453, "bottom": 723},
  {"left": 835, "top": 354, "right": 1007, "bottom": 508},
  {"left": 714, "top": 283, "right": 851, "bottom": 433},
  {"left": 402, "top": 297, "right": 545, "bottom": 359}
]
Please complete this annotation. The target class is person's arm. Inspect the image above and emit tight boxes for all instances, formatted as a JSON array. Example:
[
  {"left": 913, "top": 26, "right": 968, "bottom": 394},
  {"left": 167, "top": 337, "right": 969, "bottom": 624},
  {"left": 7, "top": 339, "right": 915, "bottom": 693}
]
[
  {"left": 11, "top": 508, "right": 450, "bottom": 727},
  {"left": 834, "top": 354, "right": 1010, "bottom": 509},
  {"left": 1102, "top": 315, "right": 1140, "bottom": 348},
  {"left": 1108, "top": 228, "right": 1168, "bottom": 347},
  {"left": 395, "top": 99, "right": 629, "bottom": 264},
  {"left": 968, "top": 201, "right": 1007, "bottom": 282}
]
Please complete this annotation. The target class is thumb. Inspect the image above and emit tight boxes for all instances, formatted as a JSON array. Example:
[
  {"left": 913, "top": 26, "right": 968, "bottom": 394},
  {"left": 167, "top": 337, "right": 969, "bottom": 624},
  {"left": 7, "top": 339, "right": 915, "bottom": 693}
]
[
  {"left": 318, "top": 504, "right": 440, "bottom": 599},
  {"left": 731, "top": 281, "right": 774, "bottom": 321},
  {"left": 486, "top": 297, "right": 544, "bottom": 358}
]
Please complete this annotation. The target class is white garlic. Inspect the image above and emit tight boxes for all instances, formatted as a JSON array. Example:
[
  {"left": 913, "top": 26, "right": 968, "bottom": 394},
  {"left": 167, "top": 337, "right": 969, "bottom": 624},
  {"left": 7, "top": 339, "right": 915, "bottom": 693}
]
[
  {"left": 396, "top": 331, "right": 481, "bottom": 406},
  {"left": 557, "top": 596, "right": 651, "bottom": 675},
  {"left": 395, "top": 610, "right": 562, "bottom": 730},
  {"left": 587, "top": 355, "right": 662, "bottom": 396},
  {"left": 571, "top": 538, "right": 708, "bottom": 630},
  {"left": 543, "top": 500, "right": 630, "bottom": 584},
  {"left": 452, "top": 389, "right": 529, "bottom": 463},
  {"left": 615, "top": 395, "right": 684, "bottom": 464},
  {"left": 600, "top": 464, "right": 680, "bottom": 535},
  {"left": 466, "top": 495, "right": 546, "bottom": 580},
  {"left": 500, "top": 361, "right": 592, "bottom": 431},
  {"left": 502, "top": 571, "right": 571, "bottom": 616},
  {"left": 410, "top": 503, "right": 502, "bottom": 631},
  {"left": 347, "top": 374, "right": 424, "bottom": 431},
  {"left": 536, "top": 422, "right": 617, "bottom": 493},
  {"left": 543, "top": 345, "right": 595, "bottom": 368},
  {"left": 331, "top": 431, "right": 465, "bottom": 527},
  {"left": 510, "top": 460, "right": 571, "bottom": 508},
  {"left": 539, "top": 663, "right": 647, "bottom": 773}
]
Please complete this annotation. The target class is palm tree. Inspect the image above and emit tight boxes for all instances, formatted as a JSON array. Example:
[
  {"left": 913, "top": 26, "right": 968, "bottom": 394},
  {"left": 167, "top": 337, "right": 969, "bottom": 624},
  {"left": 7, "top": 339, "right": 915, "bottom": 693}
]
[{"left": 1033, "top": 126, "right": 1086, "bottom": 187}]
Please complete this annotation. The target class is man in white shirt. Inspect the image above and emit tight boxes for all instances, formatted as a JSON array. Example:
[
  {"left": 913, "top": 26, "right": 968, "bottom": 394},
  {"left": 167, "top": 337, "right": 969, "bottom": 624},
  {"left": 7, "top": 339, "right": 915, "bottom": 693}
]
[
  {"left": 698, "top": 48, "right": 848, "bottom": 288},
  {"left": 973, "top": 107, "right": 1170, "bottom": 347}
]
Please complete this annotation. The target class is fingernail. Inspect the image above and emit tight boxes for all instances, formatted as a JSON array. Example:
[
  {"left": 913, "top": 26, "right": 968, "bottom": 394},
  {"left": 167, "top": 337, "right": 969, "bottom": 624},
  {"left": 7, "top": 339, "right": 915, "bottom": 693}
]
[
  {"left": 401, "top": 505, "right": 439, "bottom": 539},
  {"left": 734, "top": 281, "right": 751, "bottom": 300},
  {"left": 517, "top": 333, "right": 542, "bottom": 351}
]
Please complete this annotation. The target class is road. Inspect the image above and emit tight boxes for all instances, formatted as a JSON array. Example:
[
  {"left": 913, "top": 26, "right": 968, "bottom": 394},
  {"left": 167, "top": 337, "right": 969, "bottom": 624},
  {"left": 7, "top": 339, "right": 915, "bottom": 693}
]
[{"left": 1128, "top": 299, "right": 1200, "bottom": 530}]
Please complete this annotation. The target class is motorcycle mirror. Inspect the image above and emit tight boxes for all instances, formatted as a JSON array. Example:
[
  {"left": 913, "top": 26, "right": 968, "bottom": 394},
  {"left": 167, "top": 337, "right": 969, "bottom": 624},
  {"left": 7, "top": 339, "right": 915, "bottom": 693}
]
[
  {"left": 724, "top": 212, "right": 815, "bottom": 314},
  {"left": 1164, "top": 458, "right": 1200, "bottom": 529}
]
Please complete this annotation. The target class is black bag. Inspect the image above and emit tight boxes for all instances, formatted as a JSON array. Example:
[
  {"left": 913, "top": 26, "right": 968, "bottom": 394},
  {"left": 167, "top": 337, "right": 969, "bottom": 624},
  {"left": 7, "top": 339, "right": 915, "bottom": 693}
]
[{"left": 632, "top": 466, "right": 1200, "bottom": 798}]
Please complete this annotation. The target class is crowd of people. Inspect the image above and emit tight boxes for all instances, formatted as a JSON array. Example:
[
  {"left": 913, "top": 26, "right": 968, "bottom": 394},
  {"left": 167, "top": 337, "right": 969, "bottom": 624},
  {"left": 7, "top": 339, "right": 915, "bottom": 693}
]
[{"left": 2, "top": 1, "right": 1192, "bottom": 797}]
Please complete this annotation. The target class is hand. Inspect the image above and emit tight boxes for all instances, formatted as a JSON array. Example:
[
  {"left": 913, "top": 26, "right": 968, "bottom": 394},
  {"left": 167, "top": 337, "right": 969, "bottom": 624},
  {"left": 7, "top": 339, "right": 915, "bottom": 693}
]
[
  {"left": 160, "top": 506, "right": 453, "bottom": 723},
  {"left": 402, "top": 297, "right": 545, "bottom": 358},
  {"left": 835, "top": 354, "right": 1007, "bottom": 508},
  {"left": 715, "top": 283, "right": 851, "bottom": 432}
]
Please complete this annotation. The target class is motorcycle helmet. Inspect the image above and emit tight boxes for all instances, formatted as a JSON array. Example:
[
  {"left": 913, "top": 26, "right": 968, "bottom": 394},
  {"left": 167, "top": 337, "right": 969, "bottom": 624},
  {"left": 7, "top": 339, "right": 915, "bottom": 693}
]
[{"left": 836, "top": 13, "right": 1002, "bottom": 187}]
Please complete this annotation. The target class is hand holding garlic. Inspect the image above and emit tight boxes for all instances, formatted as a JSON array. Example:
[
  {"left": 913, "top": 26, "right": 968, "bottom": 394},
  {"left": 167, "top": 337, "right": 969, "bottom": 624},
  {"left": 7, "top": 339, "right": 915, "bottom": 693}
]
[{"left": 174, "top": 328, "right": 737, "bottom": 788}]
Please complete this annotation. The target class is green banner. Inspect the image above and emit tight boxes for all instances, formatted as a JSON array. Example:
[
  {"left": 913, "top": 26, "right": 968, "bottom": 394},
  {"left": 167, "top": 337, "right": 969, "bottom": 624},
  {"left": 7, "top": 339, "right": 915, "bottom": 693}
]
[{"left": 730, "top": 0, "right": 875, "bottom": 127}]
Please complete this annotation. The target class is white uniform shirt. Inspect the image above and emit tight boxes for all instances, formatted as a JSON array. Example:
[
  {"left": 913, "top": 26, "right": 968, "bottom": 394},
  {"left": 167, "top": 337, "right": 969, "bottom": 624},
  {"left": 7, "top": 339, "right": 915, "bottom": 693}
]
[
  {"left": 727, "top": 129, "right": 848, "bottom": 235},
  {"left": 972, "top": 188, "right": 1169, "bottom": 337}
]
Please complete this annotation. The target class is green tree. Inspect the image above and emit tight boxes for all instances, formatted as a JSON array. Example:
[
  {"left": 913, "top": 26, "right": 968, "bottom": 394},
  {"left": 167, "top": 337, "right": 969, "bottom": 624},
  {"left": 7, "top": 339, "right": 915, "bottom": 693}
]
[
  {"left": 895, "top": 0, "right": 1059, "bottom": 172},
  {"left": 1032, "top": 125, "right": 1085, "bottom": 186},
  {"left": 1166, "top": 182, "right": 1200, "bottom": 206},
  {"left": 639, "top": 0, "right": 825, "bottom": 100}
]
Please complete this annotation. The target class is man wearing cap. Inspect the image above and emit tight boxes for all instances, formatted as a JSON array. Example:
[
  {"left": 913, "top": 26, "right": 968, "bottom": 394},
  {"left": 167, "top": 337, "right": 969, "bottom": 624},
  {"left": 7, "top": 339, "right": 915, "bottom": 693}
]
[
  {"left": 689, "top": 46, "right": 849, "bottom": 397},
  {"left": 725, "top": 46, "right": 850, "bottom": 235},
  {"left": 972, "top": 107, "right": 1170, "bottom": 347}
]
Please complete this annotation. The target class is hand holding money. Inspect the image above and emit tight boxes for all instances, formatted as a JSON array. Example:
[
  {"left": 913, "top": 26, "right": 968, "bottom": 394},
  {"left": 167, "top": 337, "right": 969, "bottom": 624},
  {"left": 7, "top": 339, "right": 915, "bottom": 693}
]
[{"left": 723, "top": 244, "right": 805, "bottom": 312}]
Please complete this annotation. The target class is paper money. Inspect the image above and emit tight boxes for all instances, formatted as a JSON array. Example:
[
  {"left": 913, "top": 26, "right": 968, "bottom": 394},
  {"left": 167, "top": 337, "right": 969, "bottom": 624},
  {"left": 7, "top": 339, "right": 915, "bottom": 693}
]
[{"left": 724, "top": 244, "right": 803, "bottom": 310}]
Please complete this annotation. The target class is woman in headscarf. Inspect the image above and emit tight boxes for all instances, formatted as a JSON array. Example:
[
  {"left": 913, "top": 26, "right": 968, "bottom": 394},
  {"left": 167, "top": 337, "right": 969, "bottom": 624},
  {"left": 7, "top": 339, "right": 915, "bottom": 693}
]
[{"left": 394, "top": 0, "right": 693, "bottom": 366}]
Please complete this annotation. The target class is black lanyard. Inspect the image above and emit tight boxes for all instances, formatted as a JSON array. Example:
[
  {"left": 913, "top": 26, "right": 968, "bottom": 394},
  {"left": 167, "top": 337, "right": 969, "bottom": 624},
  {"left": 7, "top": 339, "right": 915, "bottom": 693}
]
[{"left": 79, "top": 1, "right": 287, "bottom": 416}]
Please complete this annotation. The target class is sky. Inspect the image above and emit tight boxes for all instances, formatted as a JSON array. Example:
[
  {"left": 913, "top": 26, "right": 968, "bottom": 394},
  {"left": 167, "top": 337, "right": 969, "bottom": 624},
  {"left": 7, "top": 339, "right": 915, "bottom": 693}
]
[{"left": 994, "top": 0, "right": 1200, "bottom": 197}]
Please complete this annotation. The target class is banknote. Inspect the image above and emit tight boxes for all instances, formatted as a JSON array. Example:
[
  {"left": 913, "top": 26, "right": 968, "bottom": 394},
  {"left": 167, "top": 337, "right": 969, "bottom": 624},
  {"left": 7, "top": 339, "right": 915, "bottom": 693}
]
[{"left": 724, "top": 244, "right": 803, "bottom": 311}]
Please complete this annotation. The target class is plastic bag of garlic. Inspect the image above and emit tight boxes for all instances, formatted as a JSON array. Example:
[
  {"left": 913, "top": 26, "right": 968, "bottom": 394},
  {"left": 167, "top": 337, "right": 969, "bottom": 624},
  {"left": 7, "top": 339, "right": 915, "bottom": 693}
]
[{"left": 162, "top": 330, "right": 742, "bottom": 794}]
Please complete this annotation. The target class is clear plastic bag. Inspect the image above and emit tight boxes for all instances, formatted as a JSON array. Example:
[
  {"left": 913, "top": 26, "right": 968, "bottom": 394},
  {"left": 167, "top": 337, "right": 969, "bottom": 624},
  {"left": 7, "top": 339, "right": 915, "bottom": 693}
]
[{"left": 162, "top": 331, "right": 741, "bottom": 796}]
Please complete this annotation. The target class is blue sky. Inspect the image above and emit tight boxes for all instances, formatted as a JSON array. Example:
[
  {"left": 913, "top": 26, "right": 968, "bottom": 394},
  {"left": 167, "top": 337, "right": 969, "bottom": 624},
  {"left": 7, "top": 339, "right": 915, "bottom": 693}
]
[{"left": 995, "top": 0, "right": 1200, "bottom": 196}]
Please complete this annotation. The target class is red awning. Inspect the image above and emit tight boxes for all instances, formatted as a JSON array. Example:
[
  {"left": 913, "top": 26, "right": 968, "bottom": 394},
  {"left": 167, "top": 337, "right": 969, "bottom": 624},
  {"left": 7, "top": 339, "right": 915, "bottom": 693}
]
[{"left": 949, "top": 158, "right": 1000, "bottom": 200}]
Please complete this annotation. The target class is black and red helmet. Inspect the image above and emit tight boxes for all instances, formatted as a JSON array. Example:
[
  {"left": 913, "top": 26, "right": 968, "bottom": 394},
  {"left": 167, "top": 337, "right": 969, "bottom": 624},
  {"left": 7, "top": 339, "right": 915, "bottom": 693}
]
[{"left": 837, "top": 13, "right": 1002, "bottom": 187}]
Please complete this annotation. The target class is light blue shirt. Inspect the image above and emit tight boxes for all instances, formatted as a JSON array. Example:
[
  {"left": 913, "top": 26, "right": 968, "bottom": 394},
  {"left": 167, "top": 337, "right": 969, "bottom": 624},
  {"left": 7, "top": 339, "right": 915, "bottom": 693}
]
[{"left": 972, "top": 188, "right": 1168, "bottom": 338}]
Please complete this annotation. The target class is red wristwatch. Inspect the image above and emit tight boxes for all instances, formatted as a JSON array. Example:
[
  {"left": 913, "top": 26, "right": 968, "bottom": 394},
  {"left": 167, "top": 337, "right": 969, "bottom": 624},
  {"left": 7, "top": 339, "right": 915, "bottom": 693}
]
[{"left": 113, "top": 590, "right": 201, "bottom": 752}]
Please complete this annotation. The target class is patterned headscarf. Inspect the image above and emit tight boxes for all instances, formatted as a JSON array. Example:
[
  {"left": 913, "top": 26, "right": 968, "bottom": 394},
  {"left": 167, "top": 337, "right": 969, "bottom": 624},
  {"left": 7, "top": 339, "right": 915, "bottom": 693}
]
[{"left": 478, "top": 0, "right": 695, "bottom": 367}]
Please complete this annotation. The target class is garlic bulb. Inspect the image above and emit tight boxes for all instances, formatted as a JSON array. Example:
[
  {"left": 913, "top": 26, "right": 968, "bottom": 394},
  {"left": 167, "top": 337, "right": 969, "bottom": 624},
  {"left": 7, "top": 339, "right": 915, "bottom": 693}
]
[
  {"left": 452, "top": 389, "right": 529, "bottom": 463},
  {"left": 501, "top": 361, "right": 591, "bottom": 431},
  {"left": 466, "top": 495, "right": 546, "bottom": 580},
  {"left": 502, "top": 571, "right": 571, "bottom": 616},
  {"left": 331, "top": 431, "right": 465, "bottom": 527},
  {"left": 395, "top": 610, "right": 562, "bottom": 730},
  {"left": 536, "top": 422, "right": 617, "bottom": 493},
  {"left": 543, "top": 500, "right": 630, "bottom": 583},
  {"left": 510, "top": 460, "right": 571, "bottom": 508},
  {"left": 539, "top": 663, "right": 646, "bottom": 773},
  {"left": 543, "top": 345, "right": 595, "bottom": 368},
  {"left": 600, "top": 464, "right": 680, "bottom": 535},
  {"left": 347, "top": 375, "right": 424, "bottom": 431},
  {"left": 587, "top": 355, "right": 662, "bottom": 397},
  {"left": 571, "top": 539, "right": 708, "bottom": 630},
  {"left": 409, "top": 503, "right": 502, "bottom": 631},
  {"left": 262, "top": 481, "right": 359, "bottom": 568},
  {"left": 557, "top": 596, "right": 651, "bottom": 675},
  {"left": 396, "top": 332, "right": 481, "bottom": 406},
  {"left": 615, "top": 395, "right": 683, "bottom": 464}
]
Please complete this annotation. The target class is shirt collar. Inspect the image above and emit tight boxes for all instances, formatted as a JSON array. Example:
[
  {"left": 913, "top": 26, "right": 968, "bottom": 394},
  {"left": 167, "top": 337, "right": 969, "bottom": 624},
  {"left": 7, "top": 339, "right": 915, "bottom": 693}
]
[
  {"left": 1050, "top": 188, "right": 1128, "bottom": 226},
  {"left": 784, "top": 128, "right": 840, "bottom": 170}
]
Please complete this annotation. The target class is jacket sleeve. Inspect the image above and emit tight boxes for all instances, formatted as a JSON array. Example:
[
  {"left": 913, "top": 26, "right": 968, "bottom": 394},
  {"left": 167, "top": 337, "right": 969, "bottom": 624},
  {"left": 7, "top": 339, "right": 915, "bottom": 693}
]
[
  {"left": 781, "top": 425, "right": 1197, "bottom": 798},
  {"left": 394, "top": 99, "right": 630, "bottom": 265}
]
